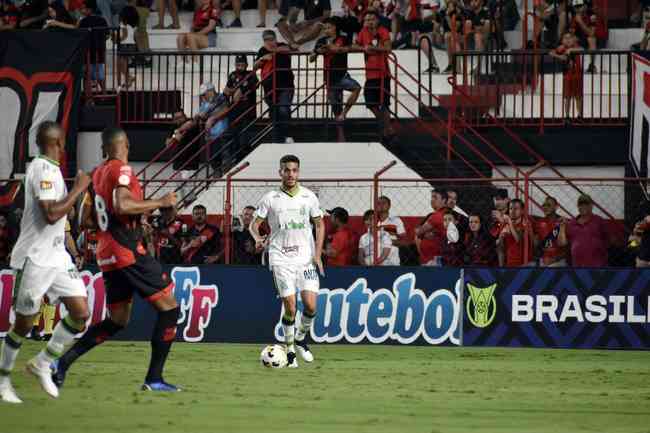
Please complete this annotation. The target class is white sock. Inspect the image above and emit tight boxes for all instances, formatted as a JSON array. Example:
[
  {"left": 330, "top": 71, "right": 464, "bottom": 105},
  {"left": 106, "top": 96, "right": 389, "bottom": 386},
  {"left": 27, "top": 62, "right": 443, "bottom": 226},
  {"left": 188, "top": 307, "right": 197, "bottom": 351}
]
[
  {"left": 295, "top": 311, "right": 315, "bottom": 342},
  {"left": 0, "top": 330, "right": 23, "bottom": 376},
  {"left": 35, "top": 316, "right": 83, "bottom": 367},
  {"left": 281, "top": 315, "right": 295, "bottom": 351}
]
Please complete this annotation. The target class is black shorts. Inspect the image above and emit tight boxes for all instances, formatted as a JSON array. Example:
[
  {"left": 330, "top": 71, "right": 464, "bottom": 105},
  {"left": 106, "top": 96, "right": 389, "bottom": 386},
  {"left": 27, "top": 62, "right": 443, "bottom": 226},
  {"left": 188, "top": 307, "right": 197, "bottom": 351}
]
[
  {"left": 103, "top": 252, "right": 172, "bottom": 307},
  {"left": 364, "top": 77, "right": 391, "bottom": 110}
]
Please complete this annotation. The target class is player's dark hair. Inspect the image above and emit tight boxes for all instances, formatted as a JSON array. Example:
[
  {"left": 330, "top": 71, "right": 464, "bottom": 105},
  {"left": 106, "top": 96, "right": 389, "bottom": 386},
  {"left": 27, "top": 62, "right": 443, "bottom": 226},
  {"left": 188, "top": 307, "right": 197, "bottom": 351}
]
[
  {"left": 193, "top": 204, "right": 207, "bottom": 213},
  {"left": 36, "top": 121, "right": 62, "bottom": 149},
  {"left": 244, "top": 205, "right": 256, "bottom": 212},
  {"left": 432, "top": 189, "right": 448, "bottom": 202},
  {"left": 365, "top": 10, "right": 380, "bottom": 19},
  {"left": 101, "top": 126, "right": 125, "bottom": 149},
  {"left": 378, "top": 195, "right": 391, "bottom": 206},
  {"left": 445, "top": 188, "right": 458, "bottom": 197},
  {"left": 279, "top": 154, "right": 300, "bottom": 167},
  {"left": 509, "top": 198, "right": 524, "bottom": 209}
]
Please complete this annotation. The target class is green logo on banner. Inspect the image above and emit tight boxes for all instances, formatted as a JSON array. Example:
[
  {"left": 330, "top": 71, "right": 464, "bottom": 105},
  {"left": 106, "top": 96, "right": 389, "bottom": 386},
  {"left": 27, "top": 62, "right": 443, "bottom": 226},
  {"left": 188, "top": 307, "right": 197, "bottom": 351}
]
[{"left": 466, "top": 283, "right": 497, "bottom": 328}]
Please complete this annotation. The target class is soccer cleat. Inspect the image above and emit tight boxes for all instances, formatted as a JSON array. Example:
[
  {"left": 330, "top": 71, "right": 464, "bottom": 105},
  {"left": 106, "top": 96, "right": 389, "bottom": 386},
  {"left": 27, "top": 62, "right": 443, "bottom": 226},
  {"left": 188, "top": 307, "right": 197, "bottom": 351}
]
[
  {"left": 51, "top": 360, "right": 67, "bottom": 389},
  {"left": 142, "top": 381, "right": 182, "bottom": 392},
  {"left": 286, "top": 350, "right": 298, "bottom": 368},
  {"left": 0, "top": 377, "right": 22, "bottom": 404},
  {"left": 26, "top": 359, "right": 59, "bottom": 398},
  {"left": 295, "top": 340, "right": 314, "bottom": 363}
]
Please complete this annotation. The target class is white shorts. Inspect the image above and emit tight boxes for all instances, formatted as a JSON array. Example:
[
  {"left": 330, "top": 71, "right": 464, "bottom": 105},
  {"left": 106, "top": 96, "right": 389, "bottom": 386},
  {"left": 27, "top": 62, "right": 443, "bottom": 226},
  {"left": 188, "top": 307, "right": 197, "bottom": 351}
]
[
  {"left": 271, "top": 263, "right": 320, "bottom": 299},
  {"left": 13, "top": 258, "right": 87, "bottom": 316}
]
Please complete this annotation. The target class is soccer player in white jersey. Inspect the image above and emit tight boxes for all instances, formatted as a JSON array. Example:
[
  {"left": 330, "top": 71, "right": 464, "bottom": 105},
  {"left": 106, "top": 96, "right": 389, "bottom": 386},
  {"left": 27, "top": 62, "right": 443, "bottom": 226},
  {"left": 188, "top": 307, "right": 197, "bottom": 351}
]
[
  {"left": 0, "top": 121, "right": 91, "bottom": 403},
  {"left": 250, "top": 154, "right": 325, "bottom": 368}
]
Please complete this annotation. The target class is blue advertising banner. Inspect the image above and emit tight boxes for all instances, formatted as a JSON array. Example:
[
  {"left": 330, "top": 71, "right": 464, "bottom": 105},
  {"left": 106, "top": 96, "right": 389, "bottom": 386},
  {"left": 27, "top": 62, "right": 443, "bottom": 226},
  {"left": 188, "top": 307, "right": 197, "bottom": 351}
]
[
  {"left": 463, "top": 268, "right": 650, "bottom": 349},
  {"left": 0, "top": 266, "right": 462, "bottom": 346}
]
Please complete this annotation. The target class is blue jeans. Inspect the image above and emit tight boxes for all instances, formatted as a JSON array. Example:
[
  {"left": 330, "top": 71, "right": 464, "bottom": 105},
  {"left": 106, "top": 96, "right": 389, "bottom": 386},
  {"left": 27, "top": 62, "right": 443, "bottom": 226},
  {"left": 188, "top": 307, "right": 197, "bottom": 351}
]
[
  {"left": 327, "top": 73, "right": 361, "bottom": 116},
  {"left": 265, "top": 88, "right": 294, "bottom": 142}
]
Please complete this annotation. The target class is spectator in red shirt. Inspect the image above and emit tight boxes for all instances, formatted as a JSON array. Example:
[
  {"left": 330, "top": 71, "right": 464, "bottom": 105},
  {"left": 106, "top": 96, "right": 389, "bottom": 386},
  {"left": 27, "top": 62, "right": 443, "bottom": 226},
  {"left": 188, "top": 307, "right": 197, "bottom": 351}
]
[
  {"left": 176, "top": 0, "right": 219, "bottom": 62},
  {"left": 558, "top": 194, "right": 610, "bottom": 267},
  {"left": 464, "top": 213, "right": 497, "bottom": 266},
  {"left": 534, "top": 196, "right": 567, "bottom": 267},
  {"left": 415, "top": 189, "right": 447, "bottom": 266},
  {"left": 352, "top": 11, "right": 394, "bottom": 138},
  {"left": 441, "top": 209, "right": 463, "bottom": 266},
  {"left": 154, "top": 206, "right": 184, "bottom": 264},
  {"left": 550, "top": 32, "right": 583, "bottom": 120},
  {"left": 570, "top": 0, "right": 607, "bottom": 73},
  {"left": 497, "top": 198, "right": 536, "bottom": 267},
  {"left": 181, "top": 204, "right": 223, "bottom": 264},
  {"left": 325, "top": 207, "right": 356, "bottom": 266}
]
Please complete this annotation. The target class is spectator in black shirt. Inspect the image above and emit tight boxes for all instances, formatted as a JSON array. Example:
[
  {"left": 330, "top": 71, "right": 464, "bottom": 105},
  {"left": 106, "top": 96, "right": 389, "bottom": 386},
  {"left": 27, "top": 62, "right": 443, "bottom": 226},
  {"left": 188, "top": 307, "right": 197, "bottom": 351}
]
[
  {"left": 181, "top": 204, "right": 222, "bottom": 264},
  {"left": 18, "top": 0, "right": 48, "bottom": 29},
  {"left": 233, "top": 205, "right": 263, "bottom": 265},
  {"left": 254, "top": 30, "right": 295, "bottom": 143},
  {"left": 43, "top": 2, "right": 77, "bottom": 29},
  {"left": 225, "top": 54, "right": 259, "bottom": 126},
  {"left": 465, "top": 0, "right": 490, "bottom": 51},
  {"left": 311, "top": 17, "right": 361, "bottom": 141},
  {"left": 154, "top": 206, "right": 184, "bottom": 264},
  {"left": 166, "top": 110, "right": 202, "bottom": 205},
  {"left": 79, "top": 0, "right": 109, "bottom": 92}
]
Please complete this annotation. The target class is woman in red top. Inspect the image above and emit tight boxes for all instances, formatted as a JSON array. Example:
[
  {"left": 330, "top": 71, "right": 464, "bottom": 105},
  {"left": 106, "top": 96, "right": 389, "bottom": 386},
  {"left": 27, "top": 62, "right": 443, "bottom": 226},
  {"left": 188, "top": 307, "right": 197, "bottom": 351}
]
[
  {"left": 550, "top": 32, "right": 583, "bottom": 120},
  {"left": 176, "top": 0, "right": 219, "bottom": 62}
]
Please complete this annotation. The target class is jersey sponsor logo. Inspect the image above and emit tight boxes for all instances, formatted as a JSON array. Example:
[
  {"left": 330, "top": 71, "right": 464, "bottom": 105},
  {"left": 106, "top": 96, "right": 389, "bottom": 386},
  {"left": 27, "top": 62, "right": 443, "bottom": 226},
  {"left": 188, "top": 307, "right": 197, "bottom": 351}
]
[
  {"left": 281, "top": 245, "right": 300, "bottom": 254},
  {"left": 274, "top": 272, "right": 461, "bottom": 345},
  {"left": 40, "top": 180, "right": 53, "bottom": 190},
  {"left": 171, "top": 267, "right": 219, "bottom": 342},
  {"left": 118, "top": 174, "right": 130, "bottom": 186},
  {"left": 282, "top": 220, "right": 306, "bottom": 230}
]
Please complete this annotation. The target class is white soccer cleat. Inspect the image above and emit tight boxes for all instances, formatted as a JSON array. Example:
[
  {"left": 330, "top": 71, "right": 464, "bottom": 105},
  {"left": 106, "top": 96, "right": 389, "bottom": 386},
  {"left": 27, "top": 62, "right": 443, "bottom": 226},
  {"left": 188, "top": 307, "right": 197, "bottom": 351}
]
[
  {"left": 0, "top": 377, "right": 22, "bottom": 404},
  {"left": 26, "top": 358, "right": 59, "bottom": 398},
  {"left": 295, "top": 340, "right": 314, "bottom": 363},
  {"left": 286, "top": 350, "right": 299, "bottom": 368}
]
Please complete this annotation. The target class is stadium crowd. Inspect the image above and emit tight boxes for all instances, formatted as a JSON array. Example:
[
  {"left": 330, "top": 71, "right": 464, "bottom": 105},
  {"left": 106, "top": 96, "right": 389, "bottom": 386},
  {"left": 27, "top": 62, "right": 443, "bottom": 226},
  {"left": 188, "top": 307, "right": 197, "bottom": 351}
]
[{"left": 1, "top": 184, "right": 649, "bottom": 268}]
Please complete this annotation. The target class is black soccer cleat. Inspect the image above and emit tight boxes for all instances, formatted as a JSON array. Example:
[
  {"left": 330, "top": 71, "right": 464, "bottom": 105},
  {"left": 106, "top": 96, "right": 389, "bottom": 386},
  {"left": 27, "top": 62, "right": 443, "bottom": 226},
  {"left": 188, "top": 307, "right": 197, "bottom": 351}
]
[
  {"left": 51, "top": 361, "right": 67, "bottom": 389},
  {"left": 286, "top": 350, "right": 298, "bottom": 368}
]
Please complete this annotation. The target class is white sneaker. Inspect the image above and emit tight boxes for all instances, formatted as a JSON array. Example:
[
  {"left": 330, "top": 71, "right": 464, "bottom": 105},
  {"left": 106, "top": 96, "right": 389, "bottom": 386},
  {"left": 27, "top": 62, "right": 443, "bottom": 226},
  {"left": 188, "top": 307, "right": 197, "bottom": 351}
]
[
  {"left": 286, "top": 350, "right": 298, "bottom": 368},
  {"left": 295, "top": 340, "right": 314, "bottom": 363},
  {"left": 26, "top": 358, "right": 59, "bottom": 398},
  {"left": 0, "top": 377, "right": 22, "bottom": 404}
]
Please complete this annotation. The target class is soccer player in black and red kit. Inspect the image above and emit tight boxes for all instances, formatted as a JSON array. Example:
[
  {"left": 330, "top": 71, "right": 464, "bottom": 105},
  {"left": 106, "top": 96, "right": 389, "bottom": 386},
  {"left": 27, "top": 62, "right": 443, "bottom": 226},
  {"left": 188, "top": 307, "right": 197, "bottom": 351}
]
[{"left": 53, "top": 127, "right": 182, "bottom": 392}]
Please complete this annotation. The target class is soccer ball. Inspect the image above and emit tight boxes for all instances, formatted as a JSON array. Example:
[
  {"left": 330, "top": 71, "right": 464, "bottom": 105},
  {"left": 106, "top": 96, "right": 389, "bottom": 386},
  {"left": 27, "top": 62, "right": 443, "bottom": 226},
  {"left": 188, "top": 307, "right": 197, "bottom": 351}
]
[{"left": 260, "top": 344, "right": 288, "bottom": 368}]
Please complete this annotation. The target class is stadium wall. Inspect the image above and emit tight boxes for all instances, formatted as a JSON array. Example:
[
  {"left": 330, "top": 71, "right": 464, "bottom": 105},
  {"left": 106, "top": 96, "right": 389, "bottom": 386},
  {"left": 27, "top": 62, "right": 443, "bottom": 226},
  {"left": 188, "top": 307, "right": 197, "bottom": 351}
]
[{"left": 0, "top": 266, "right": 648, "bottom": 349}]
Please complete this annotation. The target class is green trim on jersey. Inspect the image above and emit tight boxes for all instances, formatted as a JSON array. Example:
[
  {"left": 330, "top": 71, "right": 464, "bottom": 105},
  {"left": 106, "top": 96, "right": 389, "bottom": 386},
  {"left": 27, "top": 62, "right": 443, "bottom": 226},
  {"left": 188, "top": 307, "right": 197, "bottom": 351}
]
[
  {"left": 37, "top": 155, "right": 60, "bottom": 167},
  {"left": 12, "top": 266, "right": 24, "bottom": 309},
  {"left": 280, "top": 184, "right": 300, "bottom": 197}
]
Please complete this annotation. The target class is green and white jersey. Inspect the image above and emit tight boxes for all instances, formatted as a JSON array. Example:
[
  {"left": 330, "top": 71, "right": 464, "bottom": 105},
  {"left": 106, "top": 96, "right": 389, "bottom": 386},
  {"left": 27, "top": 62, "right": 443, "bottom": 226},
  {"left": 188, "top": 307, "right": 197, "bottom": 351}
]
[
  {"left": 254, "top": 186, "right": 323, "bottom": 267},
  {"left": 10, "top": 156, "right": 73, "bottom": 270}
]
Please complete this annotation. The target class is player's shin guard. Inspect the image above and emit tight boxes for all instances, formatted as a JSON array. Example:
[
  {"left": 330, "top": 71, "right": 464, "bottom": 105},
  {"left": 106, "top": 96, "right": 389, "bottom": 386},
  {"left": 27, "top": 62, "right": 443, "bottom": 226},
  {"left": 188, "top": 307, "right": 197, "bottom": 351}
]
[
  {"left": 34, "top": 316, "right": 86, "bottom": 367},
  {"left": 295, "top": 310, "right": 315, "bottom": 342},
  {"left": 282, "top": 315, "right": 295, "bottom": 349},
  {"left": 57, "top": 318, "right": 124, "bottom": 371},
  {"left": 145, "top": 307, "right": 179, "bottom": 383},
  {"left": 0, "top": 330, "right": 23, "bottom": 376}
]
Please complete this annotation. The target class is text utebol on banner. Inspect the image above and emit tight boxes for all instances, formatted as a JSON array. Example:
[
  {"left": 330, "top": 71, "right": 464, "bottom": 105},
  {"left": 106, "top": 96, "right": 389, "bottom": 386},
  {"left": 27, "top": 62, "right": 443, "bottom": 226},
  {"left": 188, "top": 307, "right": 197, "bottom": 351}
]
[
  {"left": 463, "top": 268, "right": 650, "bottom": 349},
  {"left": 0, "top": 30, "right": 88, "bottom": 178},
  {"left": 0, "top": 266, "right": 462, "bottom": 346}
]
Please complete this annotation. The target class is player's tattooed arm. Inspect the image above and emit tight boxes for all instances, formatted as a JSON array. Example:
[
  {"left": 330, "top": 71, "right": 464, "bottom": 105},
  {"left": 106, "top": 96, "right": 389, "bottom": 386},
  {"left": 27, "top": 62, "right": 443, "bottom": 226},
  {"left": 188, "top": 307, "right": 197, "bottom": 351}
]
[
  {"left": 114, "top": 187, "right": 177, "bottom": 215},
  {"left": 39, "top": 170, "right": 91, "bottom": 225},
  {"left": 249, "top": 216, "right": 268, "bottom": 249},
  {"left": 312, "top": 216, "right": 325, "bottom": 275}
]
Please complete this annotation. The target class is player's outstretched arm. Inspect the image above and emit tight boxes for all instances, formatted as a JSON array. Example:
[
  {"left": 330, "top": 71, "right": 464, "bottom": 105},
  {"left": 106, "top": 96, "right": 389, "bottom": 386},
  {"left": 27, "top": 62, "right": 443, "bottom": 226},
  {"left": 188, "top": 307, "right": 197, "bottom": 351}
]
[
  {"left": 249, "top": 217, "right": 267, "bottom": 249},
  {"left": 114, "top": 188, "right": 177, "bottom": 215},
  {"left": 39, "top": 170, "right": 91, "bottom": 225}
]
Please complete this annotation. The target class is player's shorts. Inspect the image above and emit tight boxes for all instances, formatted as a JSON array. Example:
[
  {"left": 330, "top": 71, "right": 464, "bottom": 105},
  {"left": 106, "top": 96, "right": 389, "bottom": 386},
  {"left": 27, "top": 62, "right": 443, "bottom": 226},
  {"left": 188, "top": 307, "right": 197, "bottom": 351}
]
[
  {"left": 271, "top": 263, "right": 320, "bottom": 298},
  {"left": 13, "top": 258, "right": 87, "bottom": 316},
  {"left": 364, "top": 77, "right": 391, "bottom": 110},
  {"left": 102, "top": 252, "right": 173, "bottom": 307}
]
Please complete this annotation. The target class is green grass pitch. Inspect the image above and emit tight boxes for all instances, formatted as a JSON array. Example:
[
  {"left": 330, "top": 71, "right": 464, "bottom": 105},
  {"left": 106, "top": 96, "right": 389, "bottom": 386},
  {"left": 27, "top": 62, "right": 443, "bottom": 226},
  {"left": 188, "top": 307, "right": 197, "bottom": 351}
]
[{"left": 1, "top": 341, "right": 649, "bottom": 433}]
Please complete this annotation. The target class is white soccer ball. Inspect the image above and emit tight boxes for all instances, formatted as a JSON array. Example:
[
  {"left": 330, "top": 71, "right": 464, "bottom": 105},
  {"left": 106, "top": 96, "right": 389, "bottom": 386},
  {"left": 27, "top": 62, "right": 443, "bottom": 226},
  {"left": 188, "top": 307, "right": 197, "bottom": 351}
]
[{"left": 260, "top": 344, "right": 288, "bottom": 368}]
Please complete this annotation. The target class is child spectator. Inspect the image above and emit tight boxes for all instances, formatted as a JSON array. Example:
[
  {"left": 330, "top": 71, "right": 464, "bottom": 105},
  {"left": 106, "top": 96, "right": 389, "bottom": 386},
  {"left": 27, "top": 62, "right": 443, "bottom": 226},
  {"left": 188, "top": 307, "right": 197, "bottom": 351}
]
[
  {"left": 550, "top": 32, "right": 583, "bottom": 120},
  {"left": 325, "top": 207, "right": 356, "bottom": 266},
  {"left": 114, "top": 5, "right": 139, "bottom": 89},
  {"left": 358, "top": 209, "right": 395, "bottom": 265}
]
